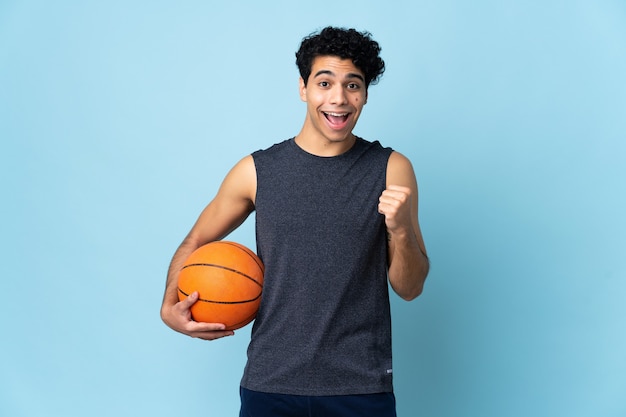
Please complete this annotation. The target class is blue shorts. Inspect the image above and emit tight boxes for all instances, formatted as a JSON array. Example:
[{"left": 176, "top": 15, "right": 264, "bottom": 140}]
[{"left": 239, "top": 387, "right": 397, "bottom": 417}]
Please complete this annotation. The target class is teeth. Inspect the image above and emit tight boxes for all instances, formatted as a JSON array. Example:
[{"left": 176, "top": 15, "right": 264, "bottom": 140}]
[{"left": 325, "top": 112, "right": 348, "bottom": 117}]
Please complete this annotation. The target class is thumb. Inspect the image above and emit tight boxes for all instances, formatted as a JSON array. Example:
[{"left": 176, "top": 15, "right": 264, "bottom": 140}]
[{"left": 181, "top": 291, "right": 199, "bottom": 308}]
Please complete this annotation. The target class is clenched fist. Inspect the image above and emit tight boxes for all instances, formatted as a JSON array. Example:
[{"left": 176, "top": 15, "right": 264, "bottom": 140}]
[{"left": 378, "top": 184, "right": 414, "bottom": 234}]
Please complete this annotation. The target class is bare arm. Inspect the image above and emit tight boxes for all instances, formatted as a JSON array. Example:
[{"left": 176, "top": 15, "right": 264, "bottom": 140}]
[
  {"left": 378, "top": 151, "right": 429, "bottom": 301},
  {"left": 160, "top": 155, "right": 257, "bottom": 339}
]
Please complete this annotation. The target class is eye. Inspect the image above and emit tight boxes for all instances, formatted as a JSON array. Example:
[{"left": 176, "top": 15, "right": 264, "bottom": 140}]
[
  {"left": 347, "top": 83, "right": 361, "bottom": 90},
  {"left": 318, "top": 81, "right": 330, "bottom": 88}
]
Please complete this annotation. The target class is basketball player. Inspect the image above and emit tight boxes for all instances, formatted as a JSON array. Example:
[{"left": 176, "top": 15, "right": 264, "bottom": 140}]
[{"left": 161, "top": 26, "right": 429, "bottom": 417}]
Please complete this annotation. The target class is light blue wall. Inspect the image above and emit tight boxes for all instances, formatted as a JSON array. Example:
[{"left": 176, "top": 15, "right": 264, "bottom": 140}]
[{"left": 2, "top": 1, "right": 624, "bottom": 416}]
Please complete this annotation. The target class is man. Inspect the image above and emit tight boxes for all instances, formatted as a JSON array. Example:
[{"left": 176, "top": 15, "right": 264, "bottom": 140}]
[{"left": 161, "top": 26, "right": 429, "bottom": 417}]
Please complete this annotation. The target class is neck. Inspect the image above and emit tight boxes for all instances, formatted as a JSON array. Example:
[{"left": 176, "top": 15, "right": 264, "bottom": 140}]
[{"left": 294, "top": 127, "right": 356, "bottom": 157}]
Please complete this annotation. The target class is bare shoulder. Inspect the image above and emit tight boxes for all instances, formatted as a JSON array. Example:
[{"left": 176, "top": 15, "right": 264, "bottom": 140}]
[
  {"left": 219, "top": 154, "right": 257, "bottom": 204},
  {"left": 386, "top": 151, "right": 417, "bottom": 189},
  {"left": 227, "top": 154, "right": 256, "bottom": 182}
]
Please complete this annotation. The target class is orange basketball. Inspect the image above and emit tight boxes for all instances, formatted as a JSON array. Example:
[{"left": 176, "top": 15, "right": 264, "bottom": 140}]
[{"left": 177, "top": 241, "right": 264, "bottom": 330}]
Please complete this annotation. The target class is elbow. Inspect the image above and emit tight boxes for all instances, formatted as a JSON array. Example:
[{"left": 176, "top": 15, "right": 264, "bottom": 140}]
[
  {"left": 395, "top": 268, "right": 428, "bottom": 301},
  {"left": 399, "top": 282, "right": 424, "bottom": 301},
  {"left": 392, "top": 274, "right": 425, "bottom": 301}
]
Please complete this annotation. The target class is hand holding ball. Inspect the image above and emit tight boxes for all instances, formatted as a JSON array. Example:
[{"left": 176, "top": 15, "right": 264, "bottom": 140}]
[{"left": 177, "top": 241, "right": 264, "bottom": 330}]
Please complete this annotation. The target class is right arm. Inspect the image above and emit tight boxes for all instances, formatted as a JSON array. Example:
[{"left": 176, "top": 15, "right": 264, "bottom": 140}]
[{"left": 160, "top": 155, "right": 257, "bottom": 340}]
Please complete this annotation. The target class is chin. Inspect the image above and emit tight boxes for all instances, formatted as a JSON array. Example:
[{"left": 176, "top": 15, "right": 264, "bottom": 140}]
[{"left": 325, "top": 133, "right": 354, "bottom": 143}]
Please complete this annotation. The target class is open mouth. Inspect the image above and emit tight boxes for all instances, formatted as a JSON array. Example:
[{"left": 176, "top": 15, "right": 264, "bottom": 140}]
[{"left": 323, "top": 111, "right": 350, "bottom": 126}]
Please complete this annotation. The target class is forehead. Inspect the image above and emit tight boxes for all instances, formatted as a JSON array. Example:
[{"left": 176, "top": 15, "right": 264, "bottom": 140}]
[{"left": 309, "top": 55, "right": 364, "bottom": 79}]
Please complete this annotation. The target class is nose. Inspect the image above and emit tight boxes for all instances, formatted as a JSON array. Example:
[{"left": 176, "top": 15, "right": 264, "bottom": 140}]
[{"left": 329, "top": 85, "right": 348, "bottom": 105}]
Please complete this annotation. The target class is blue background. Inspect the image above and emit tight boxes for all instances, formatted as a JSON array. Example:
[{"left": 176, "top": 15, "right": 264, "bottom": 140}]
[{"left": 2, "top": 1, "right": 625, "bottom": 416}]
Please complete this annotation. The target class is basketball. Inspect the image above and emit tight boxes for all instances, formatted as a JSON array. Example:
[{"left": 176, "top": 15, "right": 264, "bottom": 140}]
[{"left": 177, "top": 241, "right": 264, "bottom": 330}]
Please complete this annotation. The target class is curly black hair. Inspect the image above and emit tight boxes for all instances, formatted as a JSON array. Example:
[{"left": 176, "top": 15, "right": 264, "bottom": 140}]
[{"left": 295, "top": 26, "right": 385, "bottom": 88}]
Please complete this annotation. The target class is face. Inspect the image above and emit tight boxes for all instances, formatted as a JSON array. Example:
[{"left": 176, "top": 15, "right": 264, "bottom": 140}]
[{"left": 299, "top": 56, "right": 368, "bottom": 146}]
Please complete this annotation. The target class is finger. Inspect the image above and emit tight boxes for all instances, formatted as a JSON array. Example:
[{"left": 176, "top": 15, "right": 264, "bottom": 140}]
[
  {"left": 179, "top": 291, "right": 199, "bottom": 309},
  {"left": 379, "top": 195, "right": 402, "bottom": 211},
  {"left": 195, "top": 330, "right": 235, "bottom": 341},
  {"left": 187, "top": 322, "right": 234, "bottom": 340},
  {"left": 187, "top": 321, "right": 227, "bottom": 332},
  {"left": 386, "top": 184, "right": 411, "bottom": 193},
  {"left": 381, "top": 189, "right": 409, "bottom": 203},
  {"left": 378, "top": 202, "right": 397, "bottom": 219}
]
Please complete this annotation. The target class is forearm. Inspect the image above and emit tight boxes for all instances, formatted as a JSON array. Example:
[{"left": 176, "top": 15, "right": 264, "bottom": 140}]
[
  {"left": 159, "top": 155, "right": 256, "bottom": 339},
  {"left": 160, "top": 235, "right": 236, "bottom": 339},
  {"left": 387, "top": 229, "right": 429, "bottom": 301},
  {"left": 161, "top": 236, "right": 201, "bottom": 319}
]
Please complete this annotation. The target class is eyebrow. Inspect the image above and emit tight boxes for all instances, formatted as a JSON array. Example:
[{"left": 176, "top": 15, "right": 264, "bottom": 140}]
[{"left": 313, "top": 69, "right": 365, "bottom": 83}]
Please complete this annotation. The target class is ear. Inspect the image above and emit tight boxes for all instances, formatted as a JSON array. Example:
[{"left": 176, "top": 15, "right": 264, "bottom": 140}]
[
  {"left": 364, "top": 89, "right": 368, "bottom": 105},
  {"left": 299, "top": 77, "right": 307, "bottom": 102}
]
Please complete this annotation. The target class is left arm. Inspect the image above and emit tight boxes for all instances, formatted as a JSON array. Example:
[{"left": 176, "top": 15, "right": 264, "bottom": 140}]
[{"left": 378, "top": 151, "right": 429, "bottom": 300}]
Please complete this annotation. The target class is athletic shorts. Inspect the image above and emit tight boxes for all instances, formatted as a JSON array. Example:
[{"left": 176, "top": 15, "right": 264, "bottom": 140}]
[{"left": 239, "top": 387, "right": 397, "bottom": 417}]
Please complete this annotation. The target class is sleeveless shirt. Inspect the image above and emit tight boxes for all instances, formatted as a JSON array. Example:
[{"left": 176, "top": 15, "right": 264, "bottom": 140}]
[{"left": 241, "top": 137, "right": 394, "bottom": 396}]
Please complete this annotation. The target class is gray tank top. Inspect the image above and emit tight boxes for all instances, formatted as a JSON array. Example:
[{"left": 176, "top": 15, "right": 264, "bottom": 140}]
[{"left": 241, "top": 137, "right": 394, "bottom": 396}]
